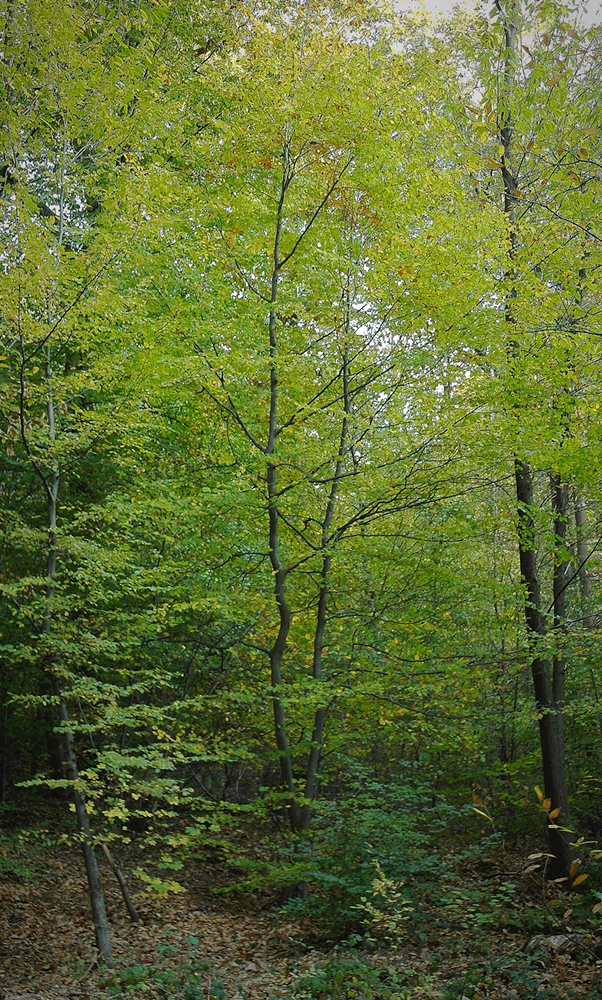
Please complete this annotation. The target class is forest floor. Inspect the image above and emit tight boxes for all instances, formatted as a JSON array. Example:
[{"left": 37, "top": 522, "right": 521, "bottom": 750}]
[{"left": 0, "top": 833, "right": 601, "bottom": 1000}]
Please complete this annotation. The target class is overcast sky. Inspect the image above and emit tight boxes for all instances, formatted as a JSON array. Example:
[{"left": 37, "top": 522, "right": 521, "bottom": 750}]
[{"left": 403, "top": 0, "right": 602, "bottom": 25}]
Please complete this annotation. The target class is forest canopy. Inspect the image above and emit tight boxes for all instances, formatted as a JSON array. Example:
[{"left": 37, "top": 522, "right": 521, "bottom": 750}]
[{"left": 1, "top": 0, "right": 602, "bottom": 995}]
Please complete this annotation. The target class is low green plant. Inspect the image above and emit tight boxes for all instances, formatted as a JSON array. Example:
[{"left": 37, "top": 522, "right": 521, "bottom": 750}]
[
  {"left": 100, "top": 942, "right": 227, "bottom": 999},
  {"left": 292, "top": 951, "right": 407, "bottom": 1000},
  {"left": 437, "top": 879, "right": 518, "bottom": 930},
  {"left": 483, "top": 955, "right": 549, "bottom": 999},
  {"left": 440, "top": 964, "right": 481, "bottom": 1000},
  {"left": 0, "top": 831, "right": 37, "bottom": 881},
  {"left": 0, "top": 851, "right": 33, "bottom": 881},
  {"left": 440, "top": 955, "right": 552, "bottom": 1000}
]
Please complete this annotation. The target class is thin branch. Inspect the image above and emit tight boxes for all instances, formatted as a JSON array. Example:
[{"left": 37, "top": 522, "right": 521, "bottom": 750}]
[
  {"left": 545, "top": 532, "right": 602, "bottom": 616},
  {"left": 278, "top": 156, "right": 353, "bottom": 269},
  {"left": 25, "top": 253, "right": 120, "bottom": 362}
]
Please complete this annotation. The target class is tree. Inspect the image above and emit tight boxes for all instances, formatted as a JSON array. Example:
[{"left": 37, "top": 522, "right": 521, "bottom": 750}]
[
  {"left": 0, "top": 0, "right": 241, "bottom": 959},
  {"left": 450, "top": 0, "right": 602, "bottom": 874},
  {"left": 123, "top": 0, "right": 488, "bottom": 867}
]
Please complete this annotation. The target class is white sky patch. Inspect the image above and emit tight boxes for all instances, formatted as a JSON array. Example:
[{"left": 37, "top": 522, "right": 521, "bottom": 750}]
[{"left": 399, "top": 0, "right": 601, "bottom": 25}]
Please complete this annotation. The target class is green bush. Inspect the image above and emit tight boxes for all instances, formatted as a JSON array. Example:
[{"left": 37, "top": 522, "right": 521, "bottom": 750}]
[
  {"left": 100, "top": 938, "right": 227, "bottom": 999},
  {"left": 279, "top": 763, "right": 452, "bottom": 939},
  {"left": 292, "top": 951, "right": 407, "bottom": 1000}
]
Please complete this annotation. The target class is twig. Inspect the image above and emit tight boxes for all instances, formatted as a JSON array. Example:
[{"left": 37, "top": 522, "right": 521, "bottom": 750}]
[{"left": 82, "top": 954, "right": 99, "bottom": 978}]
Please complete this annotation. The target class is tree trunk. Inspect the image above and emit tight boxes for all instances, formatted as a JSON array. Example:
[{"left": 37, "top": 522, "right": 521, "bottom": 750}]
[
  {"left": 52, "top": 679, "right": 114, "bottom": 962},
  {"left": 514, "top": 462, "right": 572, "bottom": 875},
  {"left": 101, "top": 843, "right": 140, "bottom": 923},
  {"left": 549, "top": 475, "right": 573, "bottom": 871},
  {"left": 265, "top": 143, "right": 302, "bottom": 836},
  {"left": 298, "top": 341, "right": 350, "bottom": 834},
  {"left": 574, "top": 493, "right": 594, "bottom": 629},
  {"left": 262, "top": 150, "right": 355, "bottom": 908},
  {"left": 497, "top": 0, "right": 573, "bottom": 877},
  {"left": 23, "top": 334, "right": 114, "bottom": 966}
]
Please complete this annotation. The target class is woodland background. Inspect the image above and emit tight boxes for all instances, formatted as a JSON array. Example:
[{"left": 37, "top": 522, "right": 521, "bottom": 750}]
[{"left": 1, "top": 1, "right": 602, "bottom": 997}]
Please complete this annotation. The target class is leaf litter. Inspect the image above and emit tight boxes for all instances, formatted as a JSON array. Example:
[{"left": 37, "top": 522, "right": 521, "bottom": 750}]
[{"left": 0, "top": 841, "right": 601, "bottom": 1000}]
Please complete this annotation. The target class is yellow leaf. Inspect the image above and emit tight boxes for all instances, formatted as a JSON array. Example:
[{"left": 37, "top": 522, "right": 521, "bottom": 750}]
[
  {"left": 543, "top": 798, "right": 551, "bottom": 811},
  {"left": 570, "top": 860, "right": 580, "bottom": 878},
  {"left": 545, "top": 75, "right": 562, "bottom": 87},
  {"left": 472, "top": 807, "right": 491, "bottom": 821},
  {"left": 534, "top": 786, "right": 543, "bottom": 801},
  {"left": 572, "top": 873, "right": 588, "bottom": 887},
  {"left": 549, "top": 807, "right": 561, "bottom": 819}
]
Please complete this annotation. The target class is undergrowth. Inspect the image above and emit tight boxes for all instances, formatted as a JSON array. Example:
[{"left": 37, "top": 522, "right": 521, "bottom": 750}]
[{"left": 100, "top": 937, "right": 230, "bottom": 1000}]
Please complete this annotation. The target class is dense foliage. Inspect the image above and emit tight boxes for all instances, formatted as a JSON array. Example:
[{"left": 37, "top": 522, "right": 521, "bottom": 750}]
[{"left": 1, "top": 0, "right": 602, "bottom": 973}]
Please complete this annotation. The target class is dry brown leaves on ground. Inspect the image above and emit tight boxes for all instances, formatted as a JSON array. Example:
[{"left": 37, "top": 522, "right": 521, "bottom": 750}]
[{"left": 0, "top": 843, "right": 601, "bottom": 1000}]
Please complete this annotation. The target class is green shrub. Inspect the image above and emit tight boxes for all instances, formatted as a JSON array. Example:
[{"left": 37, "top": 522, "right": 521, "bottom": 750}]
[
  {"left": 279, "top": 763, "right": 451, "bottom": 939},
  {"left": 100, "top": 939, "right": 227, "bottom": 999},
  {"left": 292, "top": 951, "right": 407, "bottom": 1000}
]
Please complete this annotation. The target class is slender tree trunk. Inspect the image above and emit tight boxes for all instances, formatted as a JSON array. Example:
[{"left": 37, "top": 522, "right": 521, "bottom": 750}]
[
  {"left": 551, "top": 477, "right": 569, "bottom": 708},
  {"left": 265, "top": 144, "right": 301, "bottom": 834},
  {"left": 52, "top": 678, "right": 114, "bottom": 961},
  {"left": 574, "top": 494, "right": 594, "bottom": 629},
  {"left": 549, "top": 476, "right": 573, "bottom": 867},
  {"left": 41, "top": 342, "right": 113, "bottom": 965},
  {"left": 497, "top": 0, "right": 572, "bottom": 876},
  {"left": 267, "top": 457, "right": 300, "bottom": 832},
  {"left": 298, "top": 338, "right": 351, "bottom": 833},
  {"left": 514, "top": 464, "right": 571, "bottom": 874},
  {"left": 101, "top": 844, "right": 140, "bottom": 923},
  {"left": 18, "top": 255, "right": 113, "bottom": 962},
  {"left": 258, "top": 136, "right": 354, "bottom": 879},
  {"left": 46, "top": 501, "right": 114, "bottom": 965}
]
